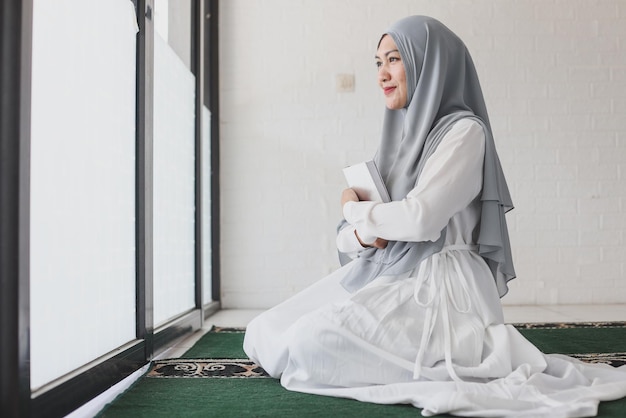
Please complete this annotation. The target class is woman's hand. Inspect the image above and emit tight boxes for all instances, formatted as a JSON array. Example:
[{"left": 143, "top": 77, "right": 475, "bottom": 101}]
[
  {"left": 342, "top": 188, "right": 388, "bottom": 249},
  {"left": 341, "top": 188, "right": 359, "bottom": 207},
  {"left": 355, "top": 231, "right": 389, "bottom": 249}
]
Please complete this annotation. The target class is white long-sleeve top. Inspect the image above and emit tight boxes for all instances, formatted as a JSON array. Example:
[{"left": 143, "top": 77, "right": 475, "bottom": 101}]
[{"left": 337, "top": 118, "right": 486, "bottom": 257}]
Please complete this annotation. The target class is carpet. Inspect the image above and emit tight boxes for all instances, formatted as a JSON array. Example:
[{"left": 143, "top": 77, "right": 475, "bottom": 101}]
[
  {"left": 515, "top": 321, "right": 626, "bottom": 367},
  {"left": 147, "top": 359, "right": 270, "bottom": 378},
  {"left": 97, "top": 322, "right": 626, "bottom": 418}
]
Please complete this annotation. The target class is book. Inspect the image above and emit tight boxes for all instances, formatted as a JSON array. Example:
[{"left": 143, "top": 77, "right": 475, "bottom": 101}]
[{"left": 342, "top": 160, "right": 391, "bottom": 203}]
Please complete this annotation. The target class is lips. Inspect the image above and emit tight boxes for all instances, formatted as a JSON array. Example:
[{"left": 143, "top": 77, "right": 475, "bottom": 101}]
[{"left": 383, "top": 86, "right": 396, "bottom": 95}]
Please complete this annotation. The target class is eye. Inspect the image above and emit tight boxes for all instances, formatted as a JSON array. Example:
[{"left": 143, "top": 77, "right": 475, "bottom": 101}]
[
  {"left": 375, "top": 61, "right": 382, "bottom": 68},
  {"left": 389, "top": 56, "right": 400, "bottom": 63}
]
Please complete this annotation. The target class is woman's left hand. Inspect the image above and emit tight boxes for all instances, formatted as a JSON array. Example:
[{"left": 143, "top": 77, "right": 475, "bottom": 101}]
[{"left": 341, "top": 188, "right": 359, "bottom": 208}]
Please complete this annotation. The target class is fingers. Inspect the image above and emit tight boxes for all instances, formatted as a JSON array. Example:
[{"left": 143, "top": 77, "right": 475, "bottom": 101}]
[
  {"left": 373, "top": 238, "right": 389, "bottom": 249},
  {"left": 355, "top": 229, "right": 388, "bottom": 249},
  {"left": 341, "top": 188, "right": 359, "bottom": 207}
]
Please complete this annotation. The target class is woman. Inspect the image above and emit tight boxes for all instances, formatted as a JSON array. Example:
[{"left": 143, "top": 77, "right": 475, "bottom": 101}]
[{"left": 244, "top": 16, "right": 626, "bottom": 417}]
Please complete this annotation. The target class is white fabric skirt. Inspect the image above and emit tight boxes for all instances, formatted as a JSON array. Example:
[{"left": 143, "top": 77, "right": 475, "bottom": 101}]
[{"left": 244, "top": 250, "right": 626, "bottom": 417}]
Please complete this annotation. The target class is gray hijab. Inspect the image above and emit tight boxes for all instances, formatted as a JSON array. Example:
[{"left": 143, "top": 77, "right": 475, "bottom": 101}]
[{"left": 338, "top": 16, "right": 516, "bottom": 297}]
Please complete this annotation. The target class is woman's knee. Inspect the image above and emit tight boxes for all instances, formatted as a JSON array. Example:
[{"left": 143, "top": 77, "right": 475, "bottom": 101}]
[{"left": 243, "top": 312, "right": 271, "bottom": 359}]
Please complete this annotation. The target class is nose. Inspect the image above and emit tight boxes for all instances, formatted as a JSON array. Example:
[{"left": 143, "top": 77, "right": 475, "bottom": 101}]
[{"left": 378, "top": 65, "right": 390, "bottom": 83}]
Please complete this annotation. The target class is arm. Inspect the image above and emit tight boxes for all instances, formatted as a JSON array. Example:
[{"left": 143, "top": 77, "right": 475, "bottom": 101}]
[
  {"left": 342, "top": 119, "right": 486, "bottom": 243},
  {"left": 337, "top": 189, "right": 388, "bottom": 256}
]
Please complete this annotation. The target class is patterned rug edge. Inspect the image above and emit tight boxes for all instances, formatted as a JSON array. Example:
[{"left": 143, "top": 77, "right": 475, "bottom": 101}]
[
  {"left": 210, "top": 322, "right": 626, "bottom": 333},
  {"left": 148, "top": 358, "right": 270, "bottom": 379},
  {"left": 167, "top": 322, "right": 626, "bottom": 379},
  {"left": 511, "top": 321, "right": 626, "bottom": 330},
  {"left": 148, "top": 353, "right": 626, "bottom": 378},
  {"left": 211, "top": 326, "right": 246, "bottom": 333}
]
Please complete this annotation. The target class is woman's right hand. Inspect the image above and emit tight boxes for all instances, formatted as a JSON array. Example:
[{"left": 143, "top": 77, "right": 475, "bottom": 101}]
[
  {"left": 354, "top": 230, "right": 389, "bottom": 249},
  {"left": 342, "top": 188, "right": 388, "bottom": 249}
]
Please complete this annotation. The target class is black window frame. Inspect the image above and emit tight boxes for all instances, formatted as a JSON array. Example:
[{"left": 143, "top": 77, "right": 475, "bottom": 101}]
[{"left": 0, "top": 1, "right": 220, "bottom": 416}]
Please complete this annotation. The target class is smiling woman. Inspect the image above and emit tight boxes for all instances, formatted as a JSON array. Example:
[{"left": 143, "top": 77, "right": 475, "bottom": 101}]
[
  {"left": 243, "top": 15, "right": 626, "bottom": 417},
  {"left": 375, "top": 35, "right": 407, "bottom": 110}
]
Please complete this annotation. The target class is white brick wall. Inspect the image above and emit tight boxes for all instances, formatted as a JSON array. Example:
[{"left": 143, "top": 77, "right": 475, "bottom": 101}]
[{"left": 219, "top": 0, "right": 626, "bottom": 308}]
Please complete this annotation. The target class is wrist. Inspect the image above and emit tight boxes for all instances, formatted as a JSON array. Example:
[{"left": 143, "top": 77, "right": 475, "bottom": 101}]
[{"left": 354, "top": 229, "right": 377, "bottom": 247}]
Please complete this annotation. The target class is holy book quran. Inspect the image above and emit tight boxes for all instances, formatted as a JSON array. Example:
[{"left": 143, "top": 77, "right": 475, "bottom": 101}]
[{"left": 342, "top": 160, "right": 391, "bottom": 203}]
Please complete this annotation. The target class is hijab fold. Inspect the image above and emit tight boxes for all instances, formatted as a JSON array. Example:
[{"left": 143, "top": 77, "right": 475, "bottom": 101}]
[{"left": 338, "top": 16, "right": 516, "bottom": 297}]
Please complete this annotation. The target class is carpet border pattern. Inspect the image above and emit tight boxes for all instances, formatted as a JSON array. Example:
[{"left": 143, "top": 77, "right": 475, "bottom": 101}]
[
  {"left": 566, "top": 352, "right": 626, "bottom": 368},
  {"left": 146, "top": 322, "right": 626, "bottom": 378},
  {"left": 512, "top": 321, "right": 626, "bottom": 330},
  {"left": 211, "top": 323, "right": 626, "bottom": 332},
  {"left": 147, "top": 358, "right": 270, "bottom": 379}
]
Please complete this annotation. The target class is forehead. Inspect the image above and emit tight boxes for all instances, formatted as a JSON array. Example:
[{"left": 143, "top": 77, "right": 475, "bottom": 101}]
[{"left": 377, "top": 34, "right": 399, "bottom": 55}]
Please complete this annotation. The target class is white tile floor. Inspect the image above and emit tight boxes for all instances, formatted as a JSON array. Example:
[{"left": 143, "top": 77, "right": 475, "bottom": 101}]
[{"left": 158, "top": 304, "right": 626, "bottom": 359}]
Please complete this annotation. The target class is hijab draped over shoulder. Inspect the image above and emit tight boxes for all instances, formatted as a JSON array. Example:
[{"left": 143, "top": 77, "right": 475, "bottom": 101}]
[{"left": 339, "top": 16, "right": 516, "bottom": 297}]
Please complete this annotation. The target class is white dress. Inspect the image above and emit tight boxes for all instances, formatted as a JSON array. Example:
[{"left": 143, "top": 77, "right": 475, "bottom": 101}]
[{"left": 243, "top": 119, "right": 626, "bottom": 417}]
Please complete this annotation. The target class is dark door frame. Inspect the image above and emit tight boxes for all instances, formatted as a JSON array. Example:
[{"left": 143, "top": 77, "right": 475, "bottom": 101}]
[
  {"left": 0, "top": 0, "right": 33, "bottom": 417},
  {"left": 0, "top": 1, "right": 220, "bottom": 417}
]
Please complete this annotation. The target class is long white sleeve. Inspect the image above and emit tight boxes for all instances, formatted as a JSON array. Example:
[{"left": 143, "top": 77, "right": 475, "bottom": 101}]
[
  {"left": 342, "top": 119, "right": 485, "bottom": 243},
  {"left": 336, "top": 224, "right": 365, "bottom": 257}
]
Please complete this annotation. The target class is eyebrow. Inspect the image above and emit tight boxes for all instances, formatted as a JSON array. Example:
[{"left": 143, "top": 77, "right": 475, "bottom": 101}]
[{"left": 374, "top": 49, "right": 400, "bottom": 60}]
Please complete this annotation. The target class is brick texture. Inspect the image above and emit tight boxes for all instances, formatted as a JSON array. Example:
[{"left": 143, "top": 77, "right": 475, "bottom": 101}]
[{"left": 219, "top": 0, "right": 626, "bottom": 308}]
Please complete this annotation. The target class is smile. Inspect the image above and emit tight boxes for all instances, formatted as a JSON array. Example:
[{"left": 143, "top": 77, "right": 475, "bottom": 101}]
[{"left": 383, "top": 87, "right": 396, "bottom": 95}]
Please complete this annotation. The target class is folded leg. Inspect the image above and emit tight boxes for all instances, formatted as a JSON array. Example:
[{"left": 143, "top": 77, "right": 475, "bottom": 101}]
[{"left": 243, "top": 262, "right": 355, "bottom": 377}]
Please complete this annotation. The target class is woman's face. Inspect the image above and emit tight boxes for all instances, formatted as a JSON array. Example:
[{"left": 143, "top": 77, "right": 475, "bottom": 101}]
[{"left": 375, "top": 35, "right": 407, "bottom": 110}]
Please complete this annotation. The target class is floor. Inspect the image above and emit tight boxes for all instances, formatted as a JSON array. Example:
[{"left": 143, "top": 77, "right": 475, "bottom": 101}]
[
  {"left": 70, "top": 304, "right": 626, "bottom": 418},
  {"left": 158, "top": 304, "right": 626, "bottom": 359}
]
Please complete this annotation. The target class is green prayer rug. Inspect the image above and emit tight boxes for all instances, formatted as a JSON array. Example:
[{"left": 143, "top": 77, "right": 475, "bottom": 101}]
[{"left": 98, "top": 323, "right": 626, "bottom": 418}]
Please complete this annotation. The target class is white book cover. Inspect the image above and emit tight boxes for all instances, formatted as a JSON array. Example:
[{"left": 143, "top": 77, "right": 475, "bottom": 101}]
[{"left": 342, "top": 160, "right": 391, "bottom": 203}]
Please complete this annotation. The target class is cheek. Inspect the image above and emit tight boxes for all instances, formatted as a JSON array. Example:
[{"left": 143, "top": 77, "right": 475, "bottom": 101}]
[
  {"left": 393, "top": 68, "right": 407, "bottom": 89},
  {"left": 397, "top": 77, "right": 407, "bottom": 97},
  {"left": 399, "top": 72, "right": 407, "bottom": 91},
  {"left": 400, "top": 75, "right": 408, "bottom": 99}
]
